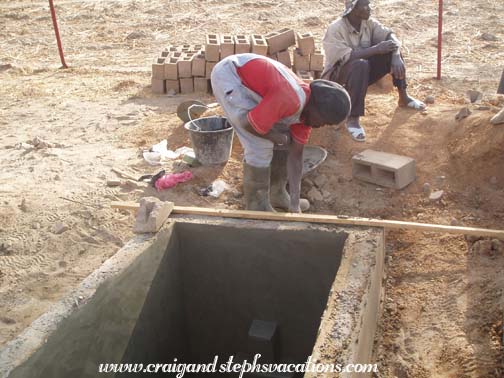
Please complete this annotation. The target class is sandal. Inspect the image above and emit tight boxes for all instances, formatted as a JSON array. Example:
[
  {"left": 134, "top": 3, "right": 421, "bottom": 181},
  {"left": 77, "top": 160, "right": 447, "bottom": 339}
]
[
  {"left": 347, "top": 124, "right": 366, "bottom": 142},
  {"left": 404, "top": 98, "right": 426, "bottom": 111}
]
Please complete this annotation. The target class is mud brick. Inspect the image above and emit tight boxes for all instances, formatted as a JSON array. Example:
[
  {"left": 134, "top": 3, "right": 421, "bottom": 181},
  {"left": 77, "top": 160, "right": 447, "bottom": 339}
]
[
  {"left": 165, "top": 79, "right": 180, "bottom": 94},
  {"left": 251, "top": 34, "right": 268, "bottom": 56},
  {"left": 220, "top": 34, "right": 235, "bottom": 58},
  {"left": 352, "top": 150, "right": 416, "bottom": 189},
  {"left": 235, "top": 35, "right": 250, "bottom": 54},
  {"left": 206, "top": 61, "right": 217, "bottom": 79},
  {"left": 180, "top": 77, "right": 194, "bottom": 94},
  {"left": 310, "top": 49, "right": 324, "bottom": 71},
  {"left": 152, "top": 57, "right": 165, "bottom": 79},
  {"left": 191, "top": 53, "right": 206, "bottom": 77},
  {"left": 296, "top": 32, "right": 315, "bottom": 56},
  {"left": 265, "top": 28, "right": 295, "bottom": 55},
  {"left": 164, "top": 56, "right": 179, "bottom": 80},
  {"left": 296, "top": 70, "right": 314, "bottom": 83},
  {"left": 276, "top": 50, "right": 291, "bottom": 68},
  {"left": 177, "top": 55, "right": 193, "bottom": 78},
  {"left": 205, "top": 34, "right": 220, "bottom": 62},
  {"left": 151, "top": 77, "right": 165, "bottom": 94},
  {"left": 194, "top": 77, "right": 209, "bottom": 93},
  {"left": 293, "top": 48, "right": 310, "bottom": 71}
]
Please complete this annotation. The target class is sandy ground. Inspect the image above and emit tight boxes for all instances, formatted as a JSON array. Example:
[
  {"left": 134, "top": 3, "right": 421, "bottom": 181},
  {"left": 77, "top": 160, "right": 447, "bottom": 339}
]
[{"left": 0, "top": 0, "right": 503, "bottom": 376}]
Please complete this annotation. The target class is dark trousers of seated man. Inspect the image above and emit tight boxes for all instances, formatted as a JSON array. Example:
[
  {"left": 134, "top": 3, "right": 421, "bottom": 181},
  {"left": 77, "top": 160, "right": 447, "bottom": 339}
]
[{"left": 330, "top": 53, "right": 406, "bottom": 117}]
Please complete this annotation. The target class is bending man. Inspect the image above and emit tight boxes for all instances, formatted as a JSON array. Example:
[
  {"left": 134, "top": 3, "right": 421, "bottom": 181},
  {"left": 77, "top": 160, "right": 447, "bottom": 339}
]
[
  {"left": 322, "top": 0, "right": 425, "bottom": 142},
  {"left": 211, "top": 53, "right": 350, "bottom": 213}
]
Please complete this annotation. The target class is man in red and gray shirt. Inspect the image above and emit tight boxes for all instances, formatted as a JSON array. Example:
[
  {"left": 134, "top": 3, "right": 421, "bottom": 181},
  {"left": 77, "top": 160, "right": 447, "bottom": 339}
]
[{"left": 211, "top": 53, "right": 350, "bottom": 213}]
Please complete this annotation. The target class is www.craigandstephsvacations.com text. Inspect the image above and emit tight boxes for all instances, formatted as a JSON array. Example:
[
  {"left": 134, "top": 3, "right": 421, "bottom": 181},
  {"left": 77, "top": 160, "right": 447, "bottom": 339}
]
[{"left": 98, "top": 354, "right": 379, "bottom": 376}]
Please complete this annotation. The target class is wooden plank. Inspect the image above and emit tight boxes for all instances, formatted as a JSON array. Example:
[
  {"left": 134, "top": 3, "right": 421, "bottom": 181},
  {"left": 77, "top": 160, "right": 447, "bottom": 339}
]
[{"left": 110, "top": 202, "right": 504, "bottom": 238}]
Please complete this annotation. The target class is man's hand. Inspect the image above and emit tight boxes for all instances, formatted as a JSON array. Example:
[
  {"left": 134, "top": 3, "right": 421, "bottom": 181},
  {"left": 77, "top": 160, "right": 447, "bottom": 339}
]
[
  {"left": 391, "top": 54, "right": 405, "bottom": 79},
  {"left": 373, "top": 40, "right": 399, "bottom": 55},
  {"left": 267, "top": 130, "right": 291, "bottom": 147}
]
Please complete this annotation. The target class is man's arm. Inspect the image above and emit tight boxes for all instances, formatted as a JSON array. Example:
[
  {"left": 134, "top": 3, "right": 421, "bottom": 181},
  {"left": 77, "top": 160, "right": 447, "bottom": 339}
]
[
  {"left": 238, "top": 112, "right": 290, "bottom": 145},
  {"left": 386, "top": 33, "right": 405, "bottom": 79},
  {"left": 287, "top": 140, "right": 304, "bottom": 213},
  {"left": 349, "top": 38, "right": 399, "bottom": 61}
]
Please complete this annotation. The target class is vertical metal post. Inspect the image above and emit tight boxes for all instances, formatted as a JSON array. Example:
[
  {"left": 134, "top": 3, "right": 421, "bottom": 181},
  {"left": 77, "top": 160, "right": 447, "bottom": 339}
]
[
  {"left": 48, "top": 0, "right": 68, "bottom": 68},
  {"left": 436, "top": 0, "right": 443, "bottom": 80}
]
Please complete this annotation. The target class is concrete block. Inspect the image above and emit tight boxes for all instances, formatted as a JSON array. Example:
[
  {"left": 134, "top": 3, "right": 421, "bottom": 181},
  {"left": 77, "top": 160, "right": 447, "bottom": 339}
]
[
  {"left": 171, "top": 51, "right": 183, "bottom": 59},
  {"left": 293, "top": 48, "right": 310, "bottom": 71},
  {"left": 220, "top": 34, "right": 235, "bottom": 58},
  {"left": 177, "top": 55, "right": 193, "bottom": 78},
  {"left": 265, "top": 28, "right": 295, "bottom": 55},
  {"left": 310, "top": 49, "right": 324, "bottom": 71},
  {"left": 164, "top": 56, "right": 179, "bottom": 80},
  {"left": 180, "top": 78, "right": 194, "bottom": 94},
  {"left": 206, "top": 61, "right": 217, "bottom": 79},
  {"left": 352, "top": 149, "right": 416, "bottom": 189},
  {"left": 151, "top": 77, "right": 165, "bottom": 94},
  {"left": 192, "top": 44, "right": 204, "bottom": 52},
  {"left": 160, "top": 50, "right": 170, "bottom": 58},
  {"left": 276, "top": 49, "right": 291, "bottom": 68},
  {"left": 296, "top": 32, "right": 315, "bottom": 56},
  {"left": 247, "top": 320, "right": 278, "bottom": 363},
  {"left": 168, "top": 46, "right": 178, "bottom": 52},
  {"left": 234, "top": 35, "right": 250, "bottom": 54},
  {"left": 297, "top": 70, "right": 314, "bottom": 83},
  {"left": 152, "top": 57, "right": 165, "bottom": 79},
  {"left": 165, "top": 79, "right": 180, "bottom": 94},
  {"left": 251, "top": 34, "right": 268, "bottom": 56},
  {"left": 133, "top": 198, "right": 174, "bottom": 233},
  {"left": 205, "top": 34, "right": 220, "bottom": 62},
  {"left": 194, "top": 77, "right": 209, "bottom": 93},
  {"left": 191, "top": 52, "right": 206, "bottom": 77}
]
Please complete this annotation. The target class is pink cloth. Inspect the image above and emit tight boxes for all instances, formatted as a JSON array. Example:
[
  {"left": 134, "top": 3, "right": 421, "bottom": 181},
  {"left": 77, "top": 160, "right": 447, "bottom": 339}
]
[{"left": 154, "top": 171, "right": 193, "bottom": 191}]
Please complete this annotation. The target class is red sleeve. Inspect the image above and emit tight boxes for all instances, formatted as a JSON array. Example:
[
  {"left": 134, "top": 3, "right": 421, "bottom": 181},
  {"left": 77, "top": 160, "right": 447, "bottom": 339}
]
[
  {"left": 237, "top": 59, "right": 301, "bottom": 135},
  {"left": 290, "top": 123, "right": 312, "bottom": 144}
]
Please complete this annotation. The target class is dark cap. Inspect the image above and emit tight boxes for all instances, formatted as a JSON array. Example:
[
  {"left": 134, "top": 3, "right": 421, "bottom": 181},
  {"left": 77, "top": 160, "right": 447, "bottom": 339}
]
[{"left": 309, "top": 79, "right": 351, "bottom": 125}]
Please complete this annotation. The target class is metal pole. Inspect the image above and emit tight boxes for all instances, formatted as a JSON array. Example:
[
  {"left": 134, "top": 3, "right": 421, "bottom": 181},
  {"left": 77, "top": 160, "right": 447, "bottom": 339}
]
[
  {"left": 436, "top": 0, "right": 443, "bottom": 80},
  {"left": 48, "top": 0, "right": 68, "bottom": 68}
]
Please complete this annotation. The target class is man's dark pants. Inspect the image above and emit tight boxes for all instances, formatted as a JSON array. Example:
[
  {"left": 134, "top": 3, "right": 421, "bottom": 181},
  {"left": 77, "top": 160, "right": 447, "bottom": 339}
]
[{"left": 330, "top": 53, "right": 406, "bottom": 117}]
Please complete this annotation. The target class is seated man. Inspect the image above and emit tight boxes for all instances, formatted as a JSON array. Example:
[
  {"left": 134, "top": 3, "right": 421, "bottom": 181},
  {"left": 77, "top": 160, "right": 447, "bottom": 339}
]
[
  {"left": 211, "top": 53, "right": 350, "bottom": 213},
  {"left": 322, "top": 0, "right": 425, "bottom": 142}
]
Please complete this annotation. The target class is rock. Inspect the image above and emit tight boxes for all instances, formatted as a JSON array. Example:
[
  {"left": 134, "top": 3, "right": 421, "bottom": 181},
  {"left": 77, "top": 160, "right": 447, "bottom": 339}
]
[
  {"left": 52, "top": 222, "right": 69, "bottom": 235},
  {"left": 429, "top": 190, "right": 444, "bottom": 201},
  {"left": 490, "top": 107, "right": 504, "bottom": 125},
  {"left": 490, "top": 176, "right": 498, "bottom": 185},
  {"left": 465, "top": 234, "right": 482, "bottom": 244},
  {"left": 307, "top": 187, "right": 323, "bottom": 202},
  {"left": 450, "top": 218, "right": 459, "bottom": 226},
  {"left": 166, "top": 89, "right": 177, "bottom": 96},
  {"left": 466, "top": 90, "right": 482, "bottom": 103},
  {"left": 107, "top": 179, "right": 121, "bottom": 187},
  {"left": 424, "top": 95, "right": 435, "bottom": 104},
  {"left": 303, "top": 178, "right": 314, "bottom": 187},
  {"left": 18, "top": 198, "right": 28, "bottom": 212},
  {"left": 0, "top": 64, "right": 13, "bottom": 72},
  {"left": 321, "top": 190, "right": 332, "bottom": 199},
  {"left": 314, "top": 174, "right": 328, "bottom": 188},
  {"left": 472, "top": 239, "right": 493, "bottom": 255},
  {"left": 422, "top": 182, "right": 431, "bottom": 195},
  {"left": 31, "top": 222, "right": 41, "bottom": 230},
  {"left": 476, "top": 106, "right": 490, "bottom": 111},
  {"left": 125, "top": 31, "right": 148, "bottom": 40},
  {"left": 491, "top": 239, "right": 503, "bottom": 254},
  {"left": 54, "top": 174, "right": 61, "bottom": 181},
  {"left": 455, "top": 107, "right": 471, "bottom": 120},
  {"left": 478, "top": 33, "right": 498, "bottom": 41}
]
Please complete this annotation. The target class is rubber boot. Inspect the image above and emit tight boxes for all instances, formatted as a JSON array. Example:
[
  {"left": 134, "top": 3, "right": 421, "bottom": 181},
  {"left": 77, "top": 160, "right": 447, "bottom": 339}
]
[
  {"left": 270, "top": 150, "right": 310, "bottom": 212},
  {"left": 243, "top": 163, "right": 275, "bottom": 212}
]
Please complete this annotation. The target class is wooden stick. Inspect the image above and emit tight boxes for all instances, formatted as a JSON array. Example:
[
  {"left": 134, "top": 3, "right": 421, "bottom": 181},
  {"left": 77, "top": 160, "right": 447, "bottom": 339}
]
[
  {"left": 110, "top": 202, "right": 504, "bottom": 239},
  {"left": 111, "top": 168, "right": 138, "bottom": 181}
]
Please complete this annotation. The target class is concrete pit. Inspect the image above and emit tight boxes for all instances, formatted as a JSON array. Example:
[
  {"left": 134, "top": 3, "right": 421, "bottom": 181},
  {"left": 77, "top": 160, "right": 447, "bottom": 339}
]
[{"left": 0, "top": 216, "right": 384, "bottom": 378}]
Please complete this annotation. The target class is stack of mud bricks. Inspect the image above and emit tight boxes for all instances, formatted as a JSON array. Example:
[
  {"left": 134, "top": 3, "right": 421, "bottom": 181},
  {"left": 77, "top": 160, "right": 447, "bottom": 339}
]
[{"left": 151, "top": 44, "right": 210, "bottom": 95}]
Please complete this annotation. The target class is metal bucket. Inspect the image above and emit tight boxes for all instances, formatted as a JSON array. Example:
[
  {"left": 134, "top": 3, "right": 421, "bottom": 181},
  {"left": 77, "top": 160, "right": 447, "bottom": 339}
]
[{"left": 184, "top": 116, "right": 234, "bottom": 165}]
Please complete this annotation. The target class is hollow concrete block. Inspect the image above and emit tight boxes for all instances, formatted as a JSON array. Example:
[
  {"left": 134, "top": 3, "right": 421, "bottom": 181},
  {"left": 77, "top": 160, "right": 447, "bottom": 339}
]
[
  {"left": 164, "top": 57, "right": 179, "bottom": 80},
  {"left": 151, "top": 78, "right": 165, "bottom": 94},
  {"left": 276, "top": 49, "right": 291, "bottom": 68},
  {"left": 177, "top": 56, "right": 193, "bottom": 78},
  {"left": 293, "top": 48, "right": 310, "bottom": 71},
  {"left": 165, "top": 79, "right": 180, "bottom": 94},
  {"left": 205, "top": 34, "right": 220, "bottom": 62},
  {"left": 296, "top": 70, "right": 314, "bottom": 83},
  {"left": 220, "top": 34, "right": 235, "bottom": 58},
  {"left": 251, "top": 34, "right": 268, "bottom": 56},
  {"left": 352, "top": 149, "right": 416, "bottom": 189},
  {"left": 206, "top": 61, "right": 217, "bottom": 79},
  {"left": 234, "top": 35, "right": 250, "bottom": 54},
  {"left": 152, "top": 57, "right": 166, "bottom": 79},
  {"left": 265, "top": 28, "right": 295, "bottom": 55},
  {"left": 133, "top": 198, "right": 174, "bottom": 233},
  {"left": 309, "top": 49, "right": 324, "bottom": 72},
  {"left": 192, "top": 52, "right": 206, "bottom": 77},
  {"left": 296, "top": 32, "right": 315, "bottom": 56},
  {"left": 180, "top": 77, "right": 194, "bottom": 94},
  {"left": 194, "top": 77, "right": 209, "bottom": 93}
]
